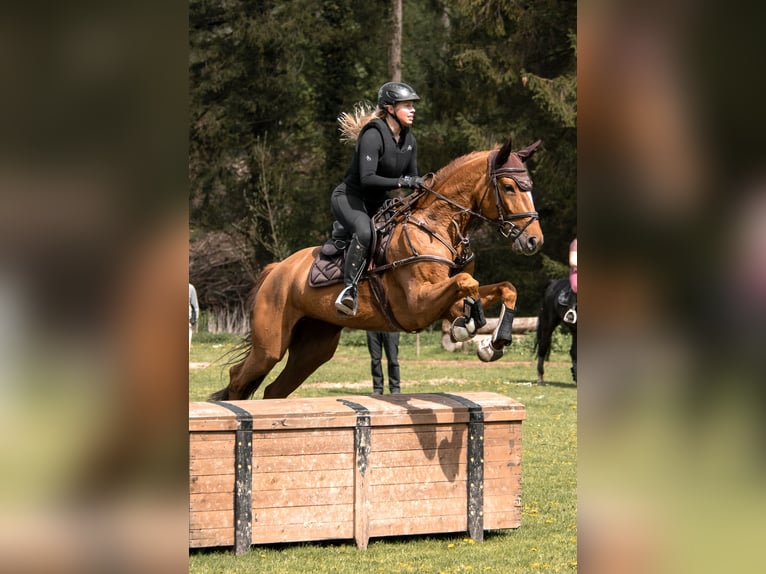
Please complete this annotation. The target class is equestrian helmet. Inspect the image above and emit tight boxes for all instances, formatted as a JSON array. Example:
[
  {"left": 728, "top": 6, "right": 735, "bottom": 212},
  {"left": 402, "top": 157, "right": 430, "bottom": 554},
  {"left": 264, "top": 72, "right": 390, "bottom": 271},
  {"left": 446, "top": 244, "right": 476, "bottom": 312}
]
[{"left": 377, "top": 82, "right": 420, "bottom": 108}]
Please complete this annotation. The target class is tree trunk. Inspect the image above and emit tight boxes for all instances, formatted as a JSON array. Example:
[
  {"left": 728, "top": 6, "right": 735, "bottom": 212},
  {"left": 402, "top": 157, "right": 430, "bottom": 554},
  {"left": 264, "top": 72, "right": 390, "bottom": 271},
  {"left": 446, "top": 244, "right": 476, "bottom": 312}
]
[{"left": 389, "top": 0, "right": 402, "bottom": 81}]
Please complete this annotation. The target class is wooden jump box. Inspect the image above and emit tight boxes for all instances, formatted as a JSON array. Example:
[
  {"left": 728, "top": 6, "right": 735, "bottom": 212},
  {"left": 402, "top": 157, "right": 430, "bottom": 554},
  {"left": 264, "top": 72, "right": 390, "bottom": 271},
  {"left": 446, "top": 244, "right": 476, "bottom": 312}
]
[{"left": 189, "top": 392, "right": 525, "bottom": 553}]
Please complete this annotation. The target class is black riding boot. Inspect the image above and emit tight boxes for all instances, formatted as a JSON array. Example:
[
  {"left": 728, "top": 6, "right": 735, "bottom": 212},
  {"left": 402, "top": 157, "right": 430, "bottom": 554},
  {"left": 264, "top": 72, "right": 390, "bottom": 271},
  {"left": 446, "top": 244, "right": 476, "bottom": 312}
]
[{"left": 335, "top": 235, "right": 367, "bottom": 316}]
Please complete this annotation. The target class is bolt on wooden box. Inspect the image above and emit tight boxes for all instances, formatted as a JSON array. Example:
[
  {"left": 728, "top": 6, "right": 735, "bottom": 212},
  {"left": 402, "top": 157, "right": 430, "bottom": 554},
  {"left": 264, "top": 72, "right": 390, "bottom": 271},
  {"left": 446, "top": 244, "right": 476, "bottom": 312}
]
[{"left": 189, "top": 391, "right": 525, "bottom": 553}]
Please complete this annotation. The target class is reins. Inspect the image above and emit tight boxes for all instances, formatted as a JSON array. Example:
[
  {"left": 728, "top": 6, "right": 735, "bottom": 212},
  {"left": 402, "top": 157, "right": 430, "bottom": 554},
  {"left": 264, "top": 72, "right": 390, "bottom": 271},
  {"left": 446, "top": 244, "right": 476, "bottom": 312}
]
[{"left": 370, "top": 151, "right": 540, "bottom": 275}]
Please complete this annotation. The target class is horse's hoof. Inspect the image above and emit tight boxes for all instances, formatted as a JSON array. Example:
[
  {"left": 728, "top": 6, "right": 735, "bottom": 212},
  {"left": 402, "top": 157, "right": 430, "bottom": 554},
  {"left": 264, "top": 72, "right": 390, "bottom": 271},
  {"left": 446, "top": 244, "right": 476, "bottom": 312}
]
[
  {"left": 477, "top": 337, "right": 504, "bottom": 362},
  {"left": 450, "top": 317, "right": 476, "bottom": 342}
]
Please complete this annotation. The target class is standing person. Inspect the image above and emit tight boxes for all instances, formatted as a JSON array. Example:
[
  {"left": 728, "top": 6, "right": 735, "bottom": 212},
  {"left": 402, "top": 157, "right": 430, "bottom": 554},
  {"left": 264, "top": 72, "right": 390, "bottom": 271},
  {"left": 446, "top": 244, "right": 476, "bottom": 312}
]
[
  {"left": 366, "top": 331, "right": 401, "bottom": 395},
  {"left": 189, "top": 283, "right": 199, "bottom": 351},
  {"left": 563, "top": 238, "right": 578, "bottom": 324},
  {"left": 331, "top": 81, "right": 427, "bottom": 316}
]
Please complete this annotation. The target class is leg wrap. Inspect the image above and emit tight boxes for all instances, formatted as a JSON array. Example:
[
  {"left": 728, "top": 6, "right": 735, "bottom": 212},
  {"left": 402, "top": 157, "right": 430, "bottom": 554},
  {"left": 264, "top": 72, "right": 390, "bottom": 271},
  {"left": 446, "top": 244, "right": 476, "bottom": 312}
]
[
  {"left": 493, "top": 304, "right": 515, "bottom": 344},
  {"left": 450, "top": 297, "right": 479, "bottom": 342},
  {"left": 469, "top": 296, "right": 487, "bottom": 330},
  {"left": 478, "top": 305, "right": 515, "bottom": 362}
]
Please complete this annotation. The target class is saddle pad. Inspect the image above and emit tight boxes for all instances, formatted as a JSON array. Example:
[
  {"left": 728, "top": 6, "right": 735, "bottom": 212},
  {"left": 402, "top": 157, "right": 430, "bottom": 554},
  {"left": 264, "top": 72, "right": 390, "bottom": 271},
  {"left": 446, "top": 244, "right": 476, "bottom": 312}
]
[{"left": 308, "top": 240, "right": 345, "bottom": 287}]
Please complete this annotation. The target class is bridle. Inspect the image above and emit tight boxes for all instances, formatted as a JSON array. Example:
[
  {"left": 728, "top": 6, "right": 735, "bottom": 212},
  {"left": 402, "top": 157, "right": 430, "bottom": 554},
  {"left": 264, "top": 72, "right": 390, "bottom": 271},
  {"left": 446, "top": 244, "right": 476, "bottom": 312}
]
[
  {"left": 367, "top": 149, "right": 540, "bottom": 329},
  {"left": 373, "top": 150, "right": 540, "bottom": 265},
  {"left": 485, "top": 151, "right": 540, "bottom": 239},
  {"left": 409, "top": 151, "right": 539, "bottom": 241}
]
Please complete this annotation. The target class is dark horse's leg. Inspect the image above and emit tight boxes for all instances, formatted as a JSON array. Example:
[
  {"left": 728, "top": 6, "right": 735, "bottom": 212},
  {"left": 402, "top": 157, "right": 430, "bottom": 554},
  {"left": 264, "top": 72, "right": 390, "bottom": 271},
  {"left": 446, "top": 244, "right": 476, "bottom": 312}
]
[
  {"left": 262, "top": 318, "right": 343, "bottom": 399},
  {"left": 535, "top": 280, "right": 561, "bottom": 385},
  {"left": 570, "top": 325, "right": 577, "bottom": 383}
]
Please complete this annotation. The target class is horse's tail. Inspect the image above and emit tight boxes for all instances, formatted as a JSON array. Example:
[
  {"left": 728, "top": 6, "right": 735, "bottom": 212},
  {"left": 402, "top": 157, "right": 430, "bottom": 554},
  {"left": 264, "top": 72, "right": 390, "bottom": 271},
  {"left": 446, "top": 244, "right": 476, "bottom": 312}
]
[
  {"left": 533, "top": 278, "right": 557, "bottom": 356},
  {"left": 219, "top": 263, "right": 278, "bottom": 368}
]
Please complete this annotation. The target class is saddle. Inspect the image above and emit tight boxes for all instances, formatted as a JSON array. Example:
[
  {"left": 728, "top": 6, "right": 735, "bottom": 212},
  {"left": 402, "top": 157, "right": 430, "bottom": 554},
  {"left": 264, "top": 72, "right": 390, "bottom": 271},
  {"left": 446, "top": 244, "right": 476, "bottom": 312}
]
[
  {"left": 308, "top": 200, "right": 399, "bottom": 288},
  {"left": 557, "top": 284, "right": 576, "bottom": 310}
]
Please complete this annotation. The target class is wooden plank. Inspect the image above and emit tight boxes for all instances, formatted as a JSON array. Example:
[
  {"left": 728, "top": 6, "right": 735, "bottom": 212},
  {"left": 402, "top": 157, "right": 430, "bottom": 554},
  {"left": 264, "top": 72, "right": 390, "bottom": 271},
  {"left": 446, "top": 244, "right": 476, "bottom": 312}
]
[
  {"left": 370, "top": 445, "right": 465, "bottom": 468},
  {"left": 484, "top": 512, "right": 522, "bottom": 530},
  {"left": 253, "top": 486, "right": 354, "bottom": 509},
  {"left": 252, "top": 503, "right": 354, "bottom": 526},
  {"left": 369, "top": 514, "right": 466, "bottom": 537},
  {"left": 189, "top": 528, "right": 233, "bottom": 547},
  {"left": 369, "top": 425, "right": 467, "bottom": 451},
  {"left": 250, "top": 431, "right": 353, "bottom": 456},
  {"left": 369, "top": 497, "right": 470, "bottom": 520},
  {"left": 190, "top": 492, "right": 232, "bottom": 512},
  {"left": 254, "top": 452, "right": 354, "bottom": 472},
  {"left": 189, "top": 438, "right": 235, "bottom": 458},
  {"left": 251, "top": 468, "right": 353, "bottom": 491},
  {"left": 482, "top": 477, "right": 522, "bottom": 499},
  {"left": 251, "top": 521, "right": 354, "bottom": 544},
  {"left": 190, "top": 486, "right": 356, "bottom": 514},
  {"left": 190, "top": 393, "right": 525, "bottom": 432},
  {"left": 190, "top": 509, "right": 234, "bottom": 530},
  {"left": 367, "top": 459, "right": 514, "bottom": 486},
  {"left": 187, "top": 431, "right": 516, "bottom": 476},
  {"left": 190, "top": 456, "right": 234, "bottom": 476},
  {"left": 369, "top": 480, "right": 465, "bottom": 501},
  {"left": 190, "top": 474, "right": 234, "bottom": 494},
  {"left": 192, "top": 451, "right": 355, "bottom": 476}
]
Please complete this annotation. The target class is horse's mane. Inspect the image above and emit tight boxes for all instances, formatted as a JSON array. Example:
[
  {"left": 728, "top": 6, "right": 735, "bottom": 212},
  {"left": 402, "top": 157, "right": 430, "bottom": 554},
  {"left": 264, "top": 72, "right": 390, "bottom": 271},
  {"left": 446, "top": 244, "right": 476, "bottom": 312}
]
[{"left": 433, "top": 150, "right": 490, "bottom": 185}]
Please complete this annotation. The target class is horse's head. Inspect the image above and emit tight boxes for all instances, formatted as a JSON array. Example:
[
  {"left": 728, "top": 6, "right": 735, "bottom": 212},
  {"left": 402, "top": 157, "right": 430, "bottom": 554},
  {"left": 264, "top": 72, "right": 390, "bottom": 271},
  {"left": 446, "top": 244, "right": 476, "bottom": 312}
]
[{"left": 486, "top": 138, "right": 544, "bottom": 255}]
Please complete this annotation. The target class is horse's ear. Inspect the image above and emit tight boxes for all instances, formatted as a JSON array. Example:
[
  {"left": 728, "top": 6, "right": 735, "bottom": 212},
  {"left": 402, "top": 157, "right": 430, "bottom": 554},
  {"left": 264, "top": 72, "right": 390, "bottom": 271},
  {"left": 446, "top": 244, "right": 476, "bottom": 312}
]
[
  {"left": 517, "top": 139, "right": 542, "bottom": 162},
  {"left": 494, "top": 137, "right": 514, "bottom": 168}
]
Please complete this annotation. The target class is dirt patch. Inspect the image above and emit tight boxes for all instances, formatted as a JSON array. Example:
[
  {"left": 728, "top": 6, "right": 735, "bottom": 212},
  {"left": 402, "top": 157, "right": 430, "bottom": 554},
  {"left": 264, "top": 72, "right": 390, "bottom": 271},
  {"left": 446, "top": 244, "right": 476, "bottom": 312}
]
[{"left": 190, "top": 362, "right": 211, "bottom": 370}]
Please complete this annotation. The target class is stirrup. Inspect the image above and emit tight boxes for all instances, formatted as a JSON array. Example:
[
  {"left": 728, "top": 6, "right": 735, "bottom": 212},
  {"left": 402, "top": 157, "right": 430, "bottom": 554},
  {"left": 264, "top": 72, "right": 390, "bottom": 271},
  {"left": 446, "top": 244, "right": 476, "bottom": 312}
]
[
  {"left": 563, "top": 308, "right": 577, "bottom": 324},
  {"left": 335, "top": 285, "right": 358, "bottom": 316}
]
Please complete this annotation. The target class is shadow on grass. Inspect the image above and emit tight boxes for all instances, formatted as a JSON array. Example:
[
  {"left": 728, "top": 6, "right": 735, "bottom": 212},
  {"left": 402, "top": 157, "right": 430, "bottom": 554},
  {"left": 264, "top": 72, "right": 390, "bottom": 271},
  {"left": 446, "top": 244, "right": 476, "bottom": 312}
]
[
  {"left": 189, "top": 529, "right": 515, "bottom": 556},
  {"left": 537, "top": 380, "right": 577, "bottom": 388}
]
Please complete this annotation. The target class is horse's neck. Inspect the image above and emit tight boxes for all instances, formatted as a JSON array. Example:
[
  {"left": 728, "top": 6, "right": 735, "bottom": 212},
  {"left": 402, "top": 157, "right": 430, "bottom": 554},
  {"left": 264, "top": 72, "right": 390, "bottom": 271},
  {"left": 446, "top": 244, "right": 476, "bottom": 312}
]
[{"left": 415, "top": 154, "right": 487, "bottom": 239}]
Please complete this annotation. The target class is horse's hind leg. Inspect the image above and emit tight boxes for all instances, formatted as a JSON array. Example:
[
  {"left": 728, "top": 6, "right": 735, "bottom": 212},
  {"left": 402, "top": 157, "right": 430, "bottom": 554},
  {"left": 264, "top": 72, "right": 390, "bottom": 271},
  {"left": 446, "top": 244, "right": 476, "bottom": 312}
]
[
  {"left": 570, "top": 328, "right": 577, "bottom": 383},
  {"left": 210, "top": 310, "right": 292, "bottom": 400},
  {"left": 262, "top": 319, "right": 343, "bottom": 399},
  {"left": 208, "top": 342, "right": 283, "bottom": 401},
  {"left": 535, "top": 312, "right": 557, "bottom": 386}
]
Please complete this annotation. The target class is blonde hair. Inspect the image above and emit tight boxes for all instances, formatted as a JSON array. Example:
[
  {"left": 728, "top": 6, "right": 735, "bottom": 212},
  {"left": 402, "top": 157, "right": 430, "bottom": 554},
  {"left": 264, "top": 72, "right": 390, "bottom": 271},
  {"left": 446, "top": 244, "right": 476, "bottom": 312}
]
[{"left": 337, "top": 102, "right": 385, "bottom": 144}]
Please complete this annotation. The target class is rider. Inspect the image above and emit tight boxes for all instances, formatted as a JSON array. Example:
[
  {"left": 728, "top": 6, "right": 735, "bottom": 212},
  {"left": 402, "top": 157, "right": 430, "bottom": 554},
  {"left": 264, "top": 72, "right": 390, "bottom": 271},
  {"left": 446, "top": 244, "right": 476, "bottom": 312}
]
[
  {"left": 563, "top": 237, "right": 577, "bottom": 323},
  {"left": 331, "top": 81, "right": 426, "bottom": 316}
]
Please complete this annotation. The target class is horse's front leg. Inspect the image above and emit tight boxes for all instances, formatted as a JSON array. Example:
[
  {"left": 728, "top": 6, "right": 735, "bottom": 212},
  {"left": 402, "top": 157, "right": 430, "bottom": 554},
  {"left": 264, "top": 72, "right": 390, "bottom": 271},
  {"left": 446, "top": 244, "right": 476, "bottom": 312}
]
[{"left": 467, "top": 281, "right": 519, "bottom": 362}]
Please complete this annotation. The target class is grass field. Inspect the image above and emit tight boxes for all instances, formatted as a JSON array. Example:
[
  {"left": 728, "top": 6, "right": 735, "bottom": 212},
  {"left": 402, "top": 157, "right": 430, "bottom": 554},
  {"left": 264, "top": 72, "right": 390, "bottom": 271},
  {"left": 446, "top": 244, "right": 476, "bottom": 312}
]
[{"left": 189, "top": 326, "right": 577, "bottom": 573}]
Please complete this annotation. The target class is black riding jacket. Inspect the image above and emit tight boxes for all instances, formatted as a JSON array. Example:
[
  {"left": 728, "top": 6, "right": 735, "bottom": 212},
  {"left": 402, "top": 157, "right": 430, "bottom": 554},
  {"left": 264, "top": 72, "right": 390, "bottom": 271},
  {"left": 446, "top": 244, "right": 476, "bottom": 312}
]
[{"left": 342, "top": 118, "right": 418, "bottom": 208}]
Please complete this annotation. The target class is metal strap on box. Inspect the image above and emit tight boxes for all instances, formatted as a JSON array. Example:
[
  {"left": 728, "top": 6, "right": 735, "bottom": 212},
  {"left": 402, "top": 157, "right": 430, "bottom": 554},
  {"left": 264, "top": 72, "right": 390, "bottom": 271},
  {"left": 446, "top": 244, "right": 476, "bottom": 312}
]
[
  {"left": 442, "top": 393, "right": 485, "bottom": 541},
  {"left": 210, "top": 401, "right": 253, "bottom": 555},
  {"left": 337, "top": 399, "right": 372, "bottom": 474},
  {"left": 337, "top": 399, "right": 372, "bottom": 549}
]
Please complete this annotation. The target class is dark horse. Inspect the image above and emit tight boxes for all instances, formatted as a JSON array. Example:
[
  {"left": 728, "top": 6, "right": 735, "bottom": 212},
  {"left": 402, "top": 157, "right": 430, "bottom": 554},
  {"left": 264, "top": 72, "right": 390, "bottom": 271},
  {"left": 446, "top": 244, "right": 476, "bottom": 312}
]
[
  {"left": 534, "top": 278, "right": 577, "bottom": 385},
  {"left": 211, "top": 137, "right": 544, "bottom": 400}
]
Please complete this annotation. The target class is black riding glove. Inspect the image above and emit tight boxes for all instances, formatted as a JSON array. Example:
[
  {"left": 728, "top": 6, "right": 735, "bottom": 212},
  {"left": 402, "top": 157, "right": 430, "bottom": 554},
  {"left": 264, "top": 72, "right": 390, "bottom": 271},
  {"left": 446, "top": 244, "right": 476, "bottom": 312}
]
[{"left": 398, "top": 175, "right": 426, "bottom": 190}]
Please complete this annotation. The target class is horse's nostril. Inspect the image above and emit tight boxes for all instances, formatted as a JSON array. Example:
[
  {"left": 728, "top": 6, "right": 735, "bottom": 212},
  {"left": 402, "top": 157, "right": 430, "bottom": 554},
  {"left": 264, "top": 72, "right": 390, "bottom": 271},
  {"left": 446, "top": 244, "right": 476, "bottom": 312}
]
[{"left": 527, "top": 236, "right": 537, "bottom": 250}]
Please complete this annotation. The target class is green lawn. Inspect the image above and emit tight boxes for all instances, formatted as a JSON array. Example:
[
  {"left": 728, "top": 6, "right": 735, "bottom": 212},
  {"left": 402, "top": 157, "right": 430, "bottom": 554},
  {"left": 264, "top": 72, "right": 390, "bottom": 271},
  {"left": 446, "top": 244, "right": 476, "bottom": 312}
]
[{"left": 189, "top": 327, "right": 577, "bottom": 573}]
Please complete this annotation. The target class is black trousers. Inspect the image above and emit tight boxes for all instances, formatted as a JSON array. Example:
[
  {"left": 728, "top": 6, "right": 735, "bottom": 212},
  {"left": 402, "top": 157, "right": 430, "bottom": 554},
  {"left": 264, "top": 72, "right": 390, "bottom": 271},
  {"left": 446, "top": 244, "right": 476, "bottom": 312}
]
[{"left": 366, "top": 331, "right": 400, "bottom": 393}]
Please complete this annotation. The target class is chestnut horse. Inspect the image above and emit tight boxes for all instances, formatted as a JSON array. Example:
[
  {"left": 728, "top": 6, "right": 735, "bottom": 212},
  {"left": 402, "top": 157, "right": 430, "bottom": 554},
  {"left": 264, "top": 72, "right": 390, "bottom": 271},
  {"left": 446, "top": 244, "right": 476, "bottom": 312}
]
[{"left": 211, "top": 137, "right": 543, "bottom": 400}]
